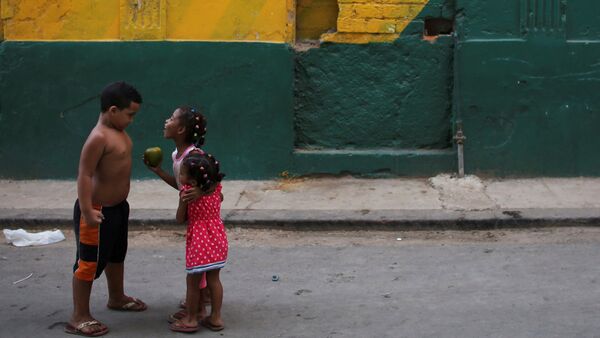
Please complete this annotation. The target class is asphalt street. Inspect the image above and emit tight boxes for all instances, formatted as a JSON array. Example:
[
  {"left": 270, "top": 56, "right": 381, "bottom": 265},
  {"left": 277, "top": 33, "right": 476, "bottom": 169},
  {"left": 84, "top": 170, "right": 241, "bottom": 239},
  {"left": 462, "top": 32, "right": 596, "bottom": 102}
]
[{"left": 1, "top": 226, "right": 600, "bottom": 338}]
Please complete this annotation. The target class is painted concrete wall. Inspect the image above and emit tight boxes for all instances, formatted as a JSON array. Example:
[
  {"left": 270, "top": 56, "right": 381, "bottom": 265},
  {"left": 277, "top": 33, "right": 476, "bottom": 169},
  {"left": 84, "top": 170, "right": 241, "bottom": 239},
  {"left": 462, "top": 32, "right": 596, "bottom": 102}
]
[
  {"left": 0, "top": 0, "right": 435, "bottom": 43},
  {"left": 1, "top": 0, "right": 599, "bottom": 178},
  {"left": 293, "top": 0, "right": 456, "bottom": 177},
  {"left": 456, "top": 0, "right": 600, "bottom": 176},
  {"left": 0, "top": 0, "right": 293, "bottom": 42},
  {"left": 295, "top": 34, "right": 454, "bottom": 150},
  {"left": 0, "top": 0, "right": 455, "bottom": 180},
  {"left": 1, "top": 0, "right": 121, "bottom": 40},
  {"left": 296, "top": 0, "right": 339, "bottom": 41},
  {"left": 323, "top": 0, "right": 431, "bottom": 43},
  {"left": 0, "top": 42, "right": 294, "bottom": 179}
]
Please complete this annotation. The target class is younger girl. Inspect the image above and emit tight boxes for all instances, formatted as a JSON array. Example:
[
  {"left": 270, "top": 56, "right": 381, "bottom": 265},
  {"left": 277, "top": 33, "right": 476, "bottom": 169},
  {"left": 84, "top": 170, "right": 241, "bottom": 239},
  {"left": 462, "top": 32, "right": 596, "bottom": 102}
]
[{"left": 169, "top": 152, "right": 227, "bottom": 333}]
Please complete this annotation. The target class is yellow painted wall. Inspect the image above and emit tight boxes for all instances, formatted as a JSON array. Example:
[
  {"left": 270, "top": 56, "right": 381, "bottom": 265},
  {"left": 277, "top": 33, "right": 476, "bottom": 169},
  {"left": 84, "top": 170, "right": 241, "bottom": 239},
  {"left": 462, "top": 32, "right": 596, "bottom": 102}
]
[
  {"left": 322, "top": 0, "right": 429, "bottom": 43},
  {"left": 1, "top": 0, "right": 120, "bottom": 40},
  {"left": 296, "top": 0, "right": 338, "bottom": 41},
  {"left": 0, "top": 2, "right": 3, "bottom": 40},
  {"left": 0, "top": 0, "right": 428, "bottom": 44},
  {"left": 0, "top": 0, "right": 3, "bottom": 40},
  {"left": 0, "top": 0, "right": 292, "bottom": 42},
  {"left": 167, "top": 0, "right": 292, "bottom": 42}
]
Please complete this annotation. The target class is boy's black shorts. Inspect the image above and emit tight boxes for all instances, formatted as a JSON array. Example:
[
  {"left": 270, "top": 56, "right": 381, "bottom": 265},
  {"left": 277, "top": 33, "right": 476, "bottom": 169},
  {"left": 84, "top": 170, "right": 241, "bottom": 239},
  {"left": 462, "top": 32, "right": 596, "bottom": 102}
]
[{"left": 72, "top": 199, "right": 129, "bottom": 281}]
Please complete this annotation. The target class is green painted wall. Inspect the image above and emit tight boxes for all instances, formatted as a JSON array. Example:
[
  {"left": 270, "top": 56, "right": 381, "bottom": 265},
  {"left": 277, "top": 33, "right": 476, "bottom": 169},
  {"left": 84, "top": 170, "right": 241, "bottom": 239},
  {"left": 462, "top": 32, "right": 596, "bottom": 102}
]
[
  {"left": 456, "top": 0, "right": 600, "bottom": 176},
  {"left": 295, "top": 0, "right": 455, "bottom": 151},
  {"left": 1, "top": 0, "right": 599, "bottom": 179},
  {"left": 295, "top": 34, "right": 454, "bottom": 150},
  {"left": 0, "top": 42, "right": 294, "bottom": 179},
  {"left": 290, "top": 0, "right": 456, "bottom": 176}
]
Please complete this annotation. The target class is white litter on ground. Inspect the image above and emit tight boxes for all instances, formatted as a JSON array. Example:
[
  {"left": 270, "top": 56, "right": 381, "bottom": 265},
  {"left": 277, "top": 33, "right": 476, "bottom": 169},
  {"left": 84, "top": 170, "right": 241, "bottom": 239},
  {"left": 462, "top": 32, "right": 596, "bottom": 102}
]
[
  {"left": 12, "top": 273, "right": 33, "bottom": 284},
  {"left": 3, "top": 229, "right": 65, "bottom": 247}
]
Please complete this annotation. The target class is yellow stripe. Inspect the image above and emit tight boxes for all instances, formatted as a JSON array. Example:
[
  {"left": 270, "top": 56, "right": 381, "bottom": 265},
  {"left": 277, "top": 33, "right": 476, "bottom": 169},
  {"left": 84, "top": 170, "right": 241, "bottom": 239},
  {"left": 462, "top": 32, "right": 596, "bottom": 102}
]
[
  {"left": 2, "top": 0, "right": 119, "bottom": 40},
  {"left": 167, "top": 0, "right": 230, "bottom": 40},
  {"left": 0, "top": 0, "right": 428, "bottom": 43},
  {"left": 211, "top": 0, "right": 269, "bottom": 40}
]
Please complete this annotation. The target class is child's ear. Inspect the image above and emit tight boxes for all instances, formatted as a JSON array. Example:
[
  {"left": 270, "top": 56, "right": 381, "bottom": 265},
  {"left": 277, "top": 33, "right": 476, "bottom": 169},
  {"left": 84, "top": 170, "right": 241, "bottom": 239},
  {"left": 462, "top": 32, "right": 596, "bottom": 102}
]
[
  {"left": 108, "top": 105, "right": 118, "bottom": 114},
  {"left": 190, "top": 179, "right": 198, "bottom": 187},
  {"left": 177, "top": 125, "right": 186, "bottom": 135}
]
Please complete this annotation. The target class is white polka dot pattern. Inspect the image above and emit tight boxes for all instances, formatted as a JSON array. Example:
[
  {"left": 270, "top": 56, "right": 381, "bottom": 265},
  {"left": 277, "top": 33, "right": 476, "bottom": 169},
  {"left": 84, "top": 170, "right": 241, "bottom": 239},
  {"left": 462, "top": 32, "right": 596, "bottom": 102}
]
[{"left": 181, "top": 184, "right": 228, "bottom": 273}]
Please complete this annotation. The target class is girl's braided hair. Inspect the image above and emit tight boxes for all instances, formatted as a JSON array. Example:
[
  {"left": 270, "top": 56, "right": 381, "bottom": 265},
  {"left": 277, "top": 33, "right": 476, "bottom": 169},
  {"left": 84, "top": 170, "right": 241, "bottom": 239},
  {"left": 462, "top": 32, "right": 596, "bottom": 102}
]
[
  {"left": 178, "top": 106, "right": 207, "bottom": 147},
  {"left": 182, "top": 152, "right": 225, "bottom": 192}
]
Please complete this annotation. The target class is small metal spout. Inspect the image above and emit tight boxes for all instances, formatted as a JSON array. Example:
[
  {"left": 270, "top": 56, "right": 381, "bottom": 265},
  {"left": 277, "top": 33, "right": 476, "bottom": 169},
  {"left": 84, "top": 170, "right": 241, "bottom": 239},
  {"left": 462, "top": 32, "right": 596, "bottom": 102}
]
[{"left": 453, "top": 121, "right": 467, "bottom": 178}]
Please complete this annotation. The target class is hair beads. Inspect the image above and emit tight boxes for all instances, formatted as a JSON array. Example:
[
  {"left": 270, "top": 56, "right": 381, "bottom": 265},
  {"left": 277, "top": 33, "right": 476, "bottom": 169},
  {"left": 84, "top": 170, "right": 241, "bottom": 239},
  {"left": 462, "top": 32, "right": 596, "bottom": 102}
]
[
  {"left": 178, "top": 106, "right": 207, "bottom": 147},
  {"left": 182, "top": 152, "right": 225, "bottom": 192}
]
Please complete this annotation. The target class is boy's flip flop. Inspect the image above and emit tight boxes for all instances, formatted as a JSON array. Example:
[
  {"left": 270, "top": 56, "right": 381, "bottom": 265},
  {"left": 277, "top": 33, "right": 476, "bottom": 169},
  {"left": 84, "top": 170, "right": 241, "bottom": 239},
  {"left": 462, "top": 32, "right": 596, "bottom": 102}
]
[
  {"left": 201, "top": 317, "right": 225, "bottom": 331},
  {"left": 65, "top": 320, "right": 109, "bottom": 337},
  {"left": 107, "top": 297, "right": 147, "bottom": 312},
  {"left": 169, "top": 320, "right": 199, "bottom": 333}
]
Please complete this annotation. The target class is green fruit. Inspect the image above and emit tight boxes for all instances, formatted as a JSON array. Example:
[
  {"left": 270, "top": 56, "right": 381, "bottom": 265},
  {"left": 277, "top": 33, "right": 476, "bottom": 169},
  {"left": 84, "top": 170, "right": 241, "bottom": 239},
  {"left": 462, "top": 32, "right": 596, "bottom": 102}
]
[{"left": 144, "top": 147, "right": 163, "bottom": 167}]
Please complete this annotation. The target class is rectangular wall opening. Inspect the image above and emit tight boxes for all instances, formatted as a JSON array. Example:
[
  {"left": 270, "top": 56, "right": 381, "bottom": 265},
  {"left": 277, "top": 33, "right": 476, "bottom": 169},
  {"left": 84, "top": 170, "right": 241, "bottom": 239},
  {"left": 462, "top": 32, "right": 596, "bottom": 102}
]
[
  {"left": 296, "top": 0, "right": 339, "bottom": 49},
  {"left": 424, "top": 17, "right": 454, "bottom": 38}
]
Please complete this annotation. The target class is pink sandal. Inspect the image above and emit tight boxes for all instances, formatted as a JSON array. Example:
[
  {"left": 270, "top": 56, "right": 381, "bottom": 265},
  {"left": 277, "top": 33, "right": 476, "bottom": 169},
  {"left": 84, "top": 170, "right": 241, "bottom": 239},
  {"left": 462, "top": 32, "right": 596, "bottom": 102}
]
[{"left": 169, "top": 319, "right": 199, "bottom": 333}]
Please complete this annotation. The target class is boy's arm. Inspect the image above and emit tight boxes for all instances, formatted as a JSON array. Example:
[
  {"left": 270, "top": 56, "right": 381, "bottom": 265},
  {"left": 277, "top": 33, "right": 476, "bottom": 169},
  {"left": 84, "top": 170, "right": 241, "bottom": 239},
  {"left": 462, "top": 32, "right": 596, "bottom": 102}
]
[
  {"left": 77, "top": 133, "right": 105, "bottom": 227},
  {"left": 176, "top": 197, "right": 188, "bottom": 224}
]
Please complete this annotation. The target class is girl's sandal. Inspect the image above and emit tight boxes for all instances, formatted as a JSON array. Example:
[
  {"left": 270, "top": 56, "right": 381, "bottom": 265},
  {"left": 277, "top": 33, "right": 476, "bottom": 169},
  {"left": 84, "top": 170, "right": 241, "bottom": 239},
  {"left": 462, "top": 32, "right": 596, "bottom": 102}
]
[
  {"left": 168, "top": 310, "right": 185, "bottom": 323},
  {"left": 201, "top": 317, "right": 225, "bottom": 332},
  {"left": 169, "top": 319, "right": 199, "bottom": 333},
  {"left": 167, "top": 310, "right": 206, "bottom": 324},
  {"left": 179, "top": 298, "right": 210, "bottom": 309}
]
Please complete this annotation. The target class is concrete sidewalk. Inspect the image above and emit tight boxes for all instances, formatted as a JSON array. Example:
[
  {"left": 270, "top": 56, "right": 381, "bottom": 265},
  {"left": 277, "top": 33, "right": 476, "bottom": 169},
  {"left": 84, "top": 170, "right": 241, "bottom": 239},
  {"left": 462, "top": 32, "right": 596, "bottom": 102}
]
[{"left": 1, "top": 175, "right": 600, "bottom": 228}]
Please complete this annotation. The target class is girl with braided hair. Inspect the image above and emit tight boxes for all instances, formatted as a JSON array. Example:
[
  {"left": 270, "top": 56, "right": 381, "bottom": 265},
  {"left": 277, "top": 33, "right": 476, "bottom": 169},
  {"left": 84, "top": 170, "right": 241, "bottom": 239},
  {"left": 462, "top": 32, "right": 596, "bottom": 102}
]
[
  {"left": 144, "top": 105, "right": 212, "bottom": 321},
  {"left": 145, "top": 105, "right": 207, "bottom": 193},
  {"left": 170, "top": 152, "right": 227, "bottom": 333}
]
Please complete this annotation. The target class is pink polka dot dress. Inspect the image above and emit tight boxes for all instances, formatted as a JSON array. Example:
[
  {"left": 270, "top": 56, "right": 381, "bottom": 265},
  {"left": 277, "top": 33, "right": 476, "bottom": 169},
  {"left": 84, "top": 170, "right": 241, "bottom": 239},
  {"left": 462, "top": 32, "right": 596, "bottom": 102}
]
[{"left": 181, "top": 183, "right": 227, "bottom": 274}]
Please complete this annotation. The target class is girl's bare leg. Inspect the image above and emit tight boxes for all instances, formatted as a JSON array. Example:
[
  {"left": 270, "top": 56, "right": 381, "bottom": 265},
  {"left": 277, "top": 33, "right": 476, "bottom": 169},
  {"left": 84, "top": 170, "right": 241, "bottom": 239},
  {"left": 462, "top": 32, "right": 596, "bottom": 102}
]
[
  {"left": 205, "top": 269, "right": 224, "bottom": 327},
  {"left": 181, "top": 273, "right": 202, "bottom": 327},
  {"left": 199, "top": 288, "right": 208, "bottom": 318}
]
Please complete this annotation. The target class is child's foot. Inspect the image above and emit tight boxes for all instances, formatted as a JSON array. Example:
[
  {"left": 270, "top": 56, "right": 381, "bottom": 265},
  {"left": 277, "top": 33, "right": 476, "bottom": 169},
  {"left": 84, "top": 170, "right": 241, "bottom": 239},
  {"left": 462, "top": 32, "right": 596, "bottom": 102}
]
[
  {"left": 201, "top": 316, "right": 224, "bottom": 331},
  {"left": 179, "top": 298, "right": 210, "bottom": 309},
  {"left": 167, "top": 309, "right": 207, "bottom": 324},
  {"left": 107, "top": 296, "right": 147, "bottom": 312},
  {"left": 65, "top": 319, "right": 108, "bottom": 337},
  {"left": 169, "top": 319, "right": 199, "bottom": 333}
]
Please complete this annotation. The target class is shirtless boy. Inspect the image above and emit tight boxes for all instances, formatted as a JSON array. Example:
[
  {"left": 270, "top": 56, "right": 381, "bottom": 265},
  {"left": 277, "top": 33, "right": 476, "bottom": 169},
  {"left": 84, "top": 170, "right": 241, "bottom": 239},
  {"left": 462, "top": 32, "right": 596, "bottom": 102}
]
[{"left": 67, "top": 82, "right": 146, "bottom": 337}]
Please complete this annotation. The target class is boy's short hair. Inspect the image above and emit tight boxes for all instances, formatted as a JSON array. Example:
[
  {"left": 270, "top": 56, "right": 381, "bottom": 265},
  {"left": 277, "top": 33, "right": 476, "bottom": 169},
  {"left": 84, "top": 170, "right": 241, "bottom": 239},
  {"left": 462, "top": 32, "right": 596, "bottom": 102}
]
[{"left": 100, "top": 81, "right": 143, "bottom": 112}]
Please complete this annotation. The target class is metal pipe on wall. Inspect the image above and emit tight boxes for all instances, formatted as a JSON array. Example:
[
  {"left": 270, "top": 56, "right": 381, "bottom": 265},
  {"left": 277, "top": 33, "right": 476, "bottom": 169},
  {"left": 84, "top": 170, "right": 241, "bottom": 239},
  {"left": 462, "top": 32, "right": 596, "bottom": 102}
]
[{"left": 454, "top": 121, "right": 466, "bottom": 178}]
